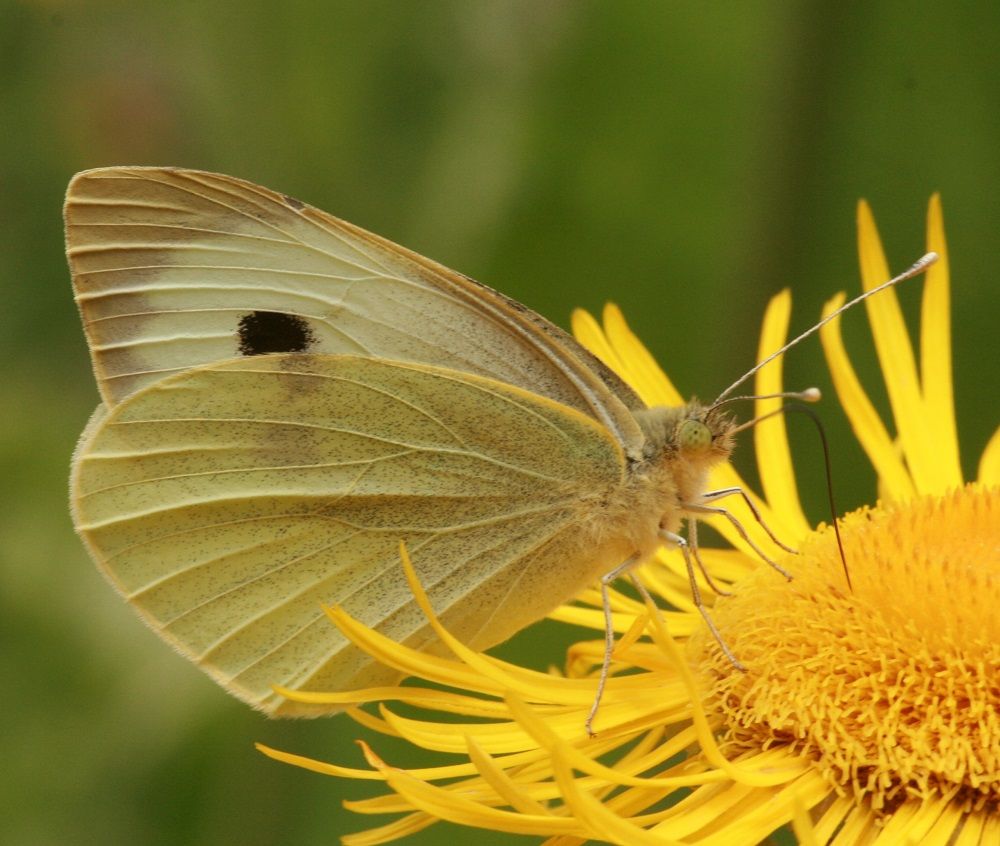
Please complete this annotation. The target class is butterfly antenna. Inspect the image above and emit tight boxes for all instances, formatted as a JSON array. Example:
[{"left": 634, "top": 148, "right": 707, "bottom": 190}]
[
  {"left": 714, "top": 252, "right": 938, "bottom": 405},
  {"left": 715, "top": 387, "right": 821, "bottom": 422},
  {"left": 713, "top": 397, "right": 852, "bottom": 588},
  {"left": 787, "top": 404, "right": 852, "bottom": 590}
]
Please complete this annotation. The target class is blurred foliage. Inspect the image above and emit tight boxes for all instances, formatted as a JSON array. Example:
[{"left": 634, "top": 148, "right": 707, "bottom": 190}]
[{"left": 1, "top": 1, "right": 997, "bottom": 844}]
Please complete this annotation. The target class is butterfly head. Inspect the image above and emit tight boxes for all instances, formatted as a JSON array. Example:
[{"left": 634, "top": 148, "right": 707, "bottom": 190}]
[
  {"left": 635, "top": 402, "right": 736, "bottom": 470},
  {"left": 677, "top": 403, "right": 736, "bottom": 461}
]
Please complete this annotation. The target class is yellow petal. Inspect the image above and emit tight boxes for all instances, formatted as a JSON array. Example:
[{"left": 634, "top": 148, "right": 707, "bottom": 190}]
[
  {"left": 379, "top": 765, "right": 578, "bottom": 837},
  {"left": 963, "top": 810, "right": 1000, "bottom": 846},
  {"left": 819, "top": 293, "right": 916, "bottom": 500},
  {"left": 919, "top": 793, "right": 974, "bottom": 846},
  {"left": 549, "top": 602, "right": 642, "bottom": 634},
  {"left": 368, "top": 548, "right": 615, "bottom": 707},
  {"left": 874, "top": 793, "right": 961, "bottom": 844},
  {"left": 342, "top": 813, "right": 436, "bottom": 846},
  {"left": 255, "top": 743, "right": 386, "bottom": 780},
  {"left": 601, "top": 303, "right": 685, "bottom": 407},
  {"left": 273, "top": 683, "right": 514, "bottom": 719},
  {"left": 791, "top": 791, "right": 820, "bottom": 846},
  {"left": 920, "top": 194, "right": 963, "bottom": 488},
  {"left": 644, "top": 767, "right": 823, "bottom": 841},
  {"left": 506, "top": 693, "right": 727, "bottom": 790},
  {"left": 978, "top": 425, "right": 1000, "bottom": 485},
  {"left": 857, "top": 201, "right": 940, "bottom": 493},
  {"left": 551, "top": 746, "right": 686, "bottom": 845},
  {"left": 322, "top": 605, "right": 506, "bottom": 697},
  {"left": 753, "top": 289, "right": 810, "bottom": 537},
  {"left": 465, "top": 735, "right": 555, "bottom": 816},
  {"left": 811, "top": 795, "right": 855, "bottom": 843},
  {"left": 570, "top": 308, "right": 629, "bottom": 378},
  {"left": 729, "top": 771, "right": 832, "bottom": 842}
]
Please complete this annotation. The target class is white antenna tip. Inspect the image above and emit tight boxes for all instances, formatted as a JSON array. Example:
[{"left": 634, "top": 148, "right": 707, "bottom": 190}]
[
  {"left": 907, "top": 251, "right": 939, "bottom": 276},
  {"left": 801, "top": 387, "right": 821, "bottom": 403}
]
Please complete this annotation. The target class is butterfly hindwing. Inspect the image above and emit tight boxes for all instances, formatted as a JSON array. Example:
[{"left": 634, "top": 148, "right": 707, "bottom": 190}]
[{"left": 71, "top": 354, "right": 626, "bottom": 714}]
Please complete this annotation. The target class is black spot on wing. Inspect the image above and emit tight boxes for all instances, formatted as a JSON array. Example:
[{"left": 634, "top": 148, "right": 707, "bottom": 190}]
[
  {"left": 238, "top": 311, "right": 315, "bottom": 356},
  {"left": 282, "top": 193, "right": 305, "bottom": 210}
]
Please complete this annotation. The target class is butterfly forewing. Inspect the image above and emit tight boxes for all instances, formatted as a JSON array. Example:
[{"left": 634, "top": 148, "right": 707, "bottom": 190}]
[
  {"left": 65, "top": 167, "right": 645, "bottom": 453},
  {"left": 71, "top": 355, "right": 626, "bottom": 714}
]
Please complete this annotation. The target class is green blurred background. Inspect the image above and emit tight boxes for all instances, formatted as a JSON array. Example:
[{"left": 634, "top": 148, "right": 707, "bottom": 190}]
[{"left": 2, "top": 2, "right": 997, "bottom": 844}]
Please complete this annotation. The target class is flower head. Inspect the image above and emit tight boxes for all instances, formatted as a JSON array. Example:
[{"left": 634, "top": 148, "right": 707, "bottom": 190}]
[{"left": 259, "top": 197, "right": 999, "bottom": 845}]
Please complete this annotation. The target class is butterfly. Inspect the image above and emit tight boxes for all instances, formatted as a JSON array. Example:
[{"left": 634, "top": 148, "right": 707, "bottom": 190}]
[{"left": 66, "top": 168, "right": 934, "bottom": 724}]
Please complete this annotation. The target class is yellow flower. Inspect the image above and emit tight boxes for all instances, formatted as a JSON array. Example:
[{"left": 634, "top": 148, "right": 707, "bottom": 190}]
[{"left": 258, "top": 197, "right": 999, "bottom": 845}]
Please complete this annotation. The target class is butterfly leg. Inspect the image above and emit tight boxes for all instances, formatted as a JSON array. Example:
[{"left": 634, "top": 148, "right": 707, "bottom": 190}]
[
  {"left": 685, "top": 517, "right": 733, "bottom": 597},
  {"left": 685, "top": 498, "right": 793, "bottom": 580},
  {"left": 661, "top": 529, "right": 747, "bottom": 671},
  {"left": 699, "top": 486, "right": 797, "bottom": 553},
  {"left": 586, "top": 552, "right": 641, "bottom": 737}
]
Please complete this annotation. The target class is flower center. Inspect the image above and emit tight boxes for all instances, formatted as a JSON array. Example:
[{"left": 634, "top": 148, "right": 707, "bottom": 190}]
[{"left": 690, "top": 484, "right": 999, "bottom": 813}]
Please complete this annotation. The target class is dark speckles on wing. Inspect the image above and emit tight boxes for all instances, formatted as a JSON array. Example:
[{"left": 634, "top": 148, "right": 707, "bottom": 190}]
[
  {"left": 238, "top": 311, "right": 315, "bottom": 356},
  {"left": 282, "top": 193, "right": 305, "bottom": 211}
]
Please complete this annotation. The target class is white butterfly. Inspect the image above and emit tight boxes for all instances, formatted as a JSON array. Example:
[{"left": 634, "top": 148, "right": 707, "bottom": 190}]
[{"left": 67, "top": 168, "right": 934, "bottom": 722}]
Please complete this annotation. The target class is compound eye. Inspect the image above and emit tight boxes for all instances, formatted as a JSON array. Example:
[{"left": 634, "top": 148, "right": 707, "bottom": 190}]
[{"left": 678, "top": 418, "right": 712, "bottom": 453}]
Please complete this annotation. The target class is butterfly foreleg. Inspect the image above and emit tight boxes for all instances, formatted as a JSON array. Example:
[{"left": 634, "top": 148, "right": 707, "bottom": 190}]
[
  {"left": 699, "top": 486, "right": 798, "bottom": 554},
  {"left": 684, "top": 493, "right": 794, "bottom": 580}
]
